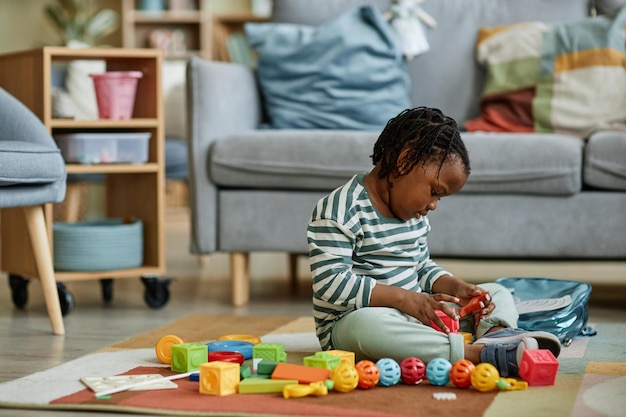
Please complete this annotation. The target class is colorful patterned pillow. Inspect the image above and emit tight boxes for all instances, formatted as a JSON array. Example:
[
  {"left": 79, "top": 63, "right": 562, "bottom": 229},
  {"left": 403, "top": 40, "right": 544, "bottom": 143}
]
[{"left": 465, "top": 5, "right": 626, "bottom": 138}]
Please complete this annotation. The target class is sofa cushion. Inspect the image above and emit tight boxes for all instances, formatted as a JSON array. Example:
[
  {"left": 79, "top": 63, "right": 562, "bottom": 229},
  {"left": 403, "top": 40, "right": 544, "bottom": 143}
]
[
  {"left": 210, "top": 130, "right": 582, "bottom": 195},
  {"left": 210, "top": 130, "right": 377, "bottom": 190},
  {"left": 272, "top": 0, "right": 590, "bottom": 126},
  {"left": 584, "top": 131, "right": 626, "bottom": 190},
  {"left": 459, "top": 133, "right": 583, "bottom": 195},
  {"left": 465, "top": 6, "right": 626, "bottom": 138},
  {"left": 245, "top": 5, "right": 410, "bottom": 130},
  {"left": 0, "top": 140, "right": 66, "bottom": 186}
]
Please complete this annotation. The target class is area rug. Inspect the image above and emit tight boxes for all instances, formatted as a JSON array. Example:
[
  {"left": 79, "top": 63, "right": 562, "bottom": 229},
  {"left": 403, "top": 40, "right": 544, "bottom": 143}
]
[{"left": 0, "top": 314, "right": 624, "bottom": 417}]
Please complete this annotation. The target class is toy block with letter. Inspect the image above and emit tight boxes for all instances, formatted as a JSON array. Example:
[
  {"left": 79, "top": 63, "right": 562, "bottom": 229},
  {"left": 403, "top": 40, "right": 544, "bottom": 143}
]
[
  {"left": 171, "top": 343, "right": 208, "bottom": 373},
  {"left": 199, "top": 362, "right": 240, "bottom": 396},
  {"left": 519, "top": 349, "right": 559, "bottom": 386}
]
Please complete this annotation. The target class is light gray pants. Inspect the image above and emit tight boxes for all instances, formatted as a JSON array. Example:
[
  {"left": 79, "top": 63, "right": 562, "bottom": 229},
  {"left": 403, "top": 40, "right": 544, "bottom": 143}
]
[{"left": 330, "top": 283, "right": 518, "bottom": 364}]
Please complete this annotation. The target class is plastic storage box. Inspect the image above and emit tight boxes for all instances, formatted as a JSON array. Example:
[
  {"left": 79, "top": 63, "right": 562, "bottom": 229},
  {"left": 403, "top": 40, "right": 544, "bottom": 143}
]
[
  {"left": 53, "top": 218, "right": 144, "bottom": 271},
  {"left": 55, "top": 132, "right": 151, "bottom": 164}
]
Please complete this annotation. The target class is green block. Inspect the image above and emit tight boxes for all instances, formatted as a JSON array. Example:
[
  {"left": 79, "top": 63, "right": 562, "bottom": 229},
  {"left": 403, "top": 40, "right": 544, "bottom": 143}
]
[
  {"left": 253, "top": 343, "right": 287, "bottom": 362},
  {"left": 238, "top": 378, "right": 298, "bottom": 394},
  {"left": 240, "top": 364, "right": 251, "bottom": 380},
  {"left": 171, "top": 343, "right": 207, "bottom": 373},
  {"left": 257, "top": 359, "right": 279, "bottom": 375},
  {"left": 303, "top": 352, "right": 342, "bottom": 370},
  {"left": 247, "top": 374, "right": 270, "bottom": 379}
]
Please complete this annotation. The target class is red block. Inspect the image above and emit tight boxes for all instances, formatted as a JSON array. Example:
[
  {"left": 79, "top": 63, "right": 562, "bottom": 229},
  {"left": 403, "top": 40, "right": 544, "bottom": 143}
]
[
  {"left": 430, "top": 309, "right": 459, "bottom": 333},
  {"left": 519, "top": 349, "right": 559, "bottom": 386}
]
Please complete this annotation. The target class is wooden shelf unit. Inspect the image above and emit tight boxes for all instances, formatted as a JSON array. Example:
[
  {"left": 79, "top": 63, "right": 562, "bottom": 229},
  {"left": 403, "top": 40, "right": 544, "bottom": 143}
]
[
  {"left": 0, "top": 46, "right": 166, "bottom": 282},
  {"left": 122, "top": 0, "right": 212, "bottom": 59},
  {"left": 212, "top": 12, "right": 269, "bottom": 63}
]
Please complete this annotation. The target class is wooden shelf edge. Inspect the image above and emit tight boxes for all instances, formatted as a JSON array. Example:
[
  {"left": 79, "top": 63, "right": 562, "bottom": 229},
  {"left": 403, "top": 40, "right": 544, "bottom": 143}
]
[
  {"left": 50, "top": 118, "right": 160, "bottom": 129},
  {"left": 55, "top": 266, "right": 166, "bottom": 281},
  {"left": 65, "top": 162, "right": 160, "bottom": 174}
]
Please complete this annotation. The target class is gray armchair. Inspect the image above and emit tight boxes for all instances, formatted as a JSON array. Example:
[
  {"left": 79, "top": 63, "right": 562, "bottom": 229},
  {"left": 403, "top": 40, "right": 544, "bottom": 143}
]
[{"left": 0, "top": 87, "right": 67, "bottom": 335}]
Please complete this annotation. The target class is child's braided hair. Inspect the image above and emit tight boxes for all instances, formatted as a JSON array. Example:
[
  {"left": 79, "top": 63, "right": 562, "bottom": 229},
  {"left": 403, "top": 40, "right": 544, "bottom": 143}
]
[{"left": 372, "top": 107, "right": 470, "bottom": 179}]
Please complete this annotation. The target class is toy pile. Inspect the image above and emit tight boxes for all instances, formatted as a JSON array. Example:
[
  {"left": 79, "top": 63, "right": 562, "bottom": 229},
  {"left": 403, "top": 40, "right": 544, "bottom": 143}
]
[{"left": 136, "top": 328, "right": 558, "bottom": 400}]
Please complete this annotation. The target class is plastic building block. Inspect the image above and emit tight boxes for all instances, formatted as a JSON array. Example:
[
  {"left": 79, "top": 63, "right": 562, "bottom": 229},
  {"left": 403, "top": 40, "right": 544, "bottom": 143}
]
[
  {"left": 283, "top": 381, "right": 328, "bottom": 398},
  {"left": 238, "top": 378, "right": 299, "bottom": 394},
  {"left": 171, "top": 343, "right": 208, "bottom": 373},
  {"left": 519, "top": 349, "right": 559, "bottom": 386},
  {"left": 303, "top": 352, "right": 342, "bottom": 370},
  {"left": 400, "top": 357, "right": 425, "bottom": 385},
  {"left": 257, "top": 360, "right": 279, "bottom": 375},
  {"left": 459, "top": 292, "right": 491, "bottom": 318},
  {"left": 155, "top": 334, "right": 184, "bottom": 364},
  {"left": 199, "top": 362, "right": 240, "bottom": 396},
  {"left": 240, "top": 364, "right": 251, "bottom": 380},
  {"left": 207, "top": 340, "right": 254, "bottom": 360},
  {"left": 355, "top": 360, "right": 379, "bottom": 389},
  {"left": 376, "top": 358, "right": 401, "bottom": 387},
  {"left": 208, "top": 351, "right": 244, "bottom": 365},
  {"left": 460, "top": 332, "right": 473, "bottom": 344},
  {"left": 324, "top": 350, "right": 355, "bottom": 366},
  {"left": 426, "top": 358, "right": 452, "bottom": 386},
  {"left": 430, "top": 309, "right": 459, "bottom": 333},
  {"left": 271, "top": 363, "right": 332, "bottom": 384},
  {"left": 253, "top": 343, "right": 287, "bottom": 362}
]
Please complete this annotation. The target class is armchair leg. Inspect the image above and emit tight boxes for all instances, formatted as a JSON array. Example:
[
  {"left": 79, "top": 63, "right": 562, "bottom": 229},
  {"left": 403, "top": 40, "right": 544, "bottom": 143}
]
[
  {"left": 22, "top": 206, "right": 65, "bottom": 335},
  {"left": 230, "top": 252, "right": 250, "bottom": 307}
]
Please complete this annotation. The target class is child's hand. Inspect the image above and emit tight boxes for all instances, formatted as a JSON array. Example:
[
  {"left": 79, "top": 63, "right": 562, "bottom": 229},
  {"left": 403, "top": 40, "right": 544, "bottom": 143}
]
[
  {"left": 456, "top": 284, "right": 494, "bottom": 322},
  {"left": 405, "top": 292, "right": 460, "bottom": 334}
]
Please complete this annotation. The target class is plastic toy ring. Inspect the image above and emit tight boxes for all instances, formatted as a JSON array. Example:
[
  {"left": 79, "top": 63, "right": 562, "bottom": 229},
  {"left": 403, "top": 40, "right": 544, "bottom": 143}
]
[
  {"left": 208, "top": 351, "right": 245, "bottom": 365},
  {"left": 217, "top": 334, "right": 262, "bottom": 345},
  {"left": 207, "top": 340, "right": 254, "bottom": 359},
  {"left": 155, "top": 334, "right": 184, "bottom": 364}
]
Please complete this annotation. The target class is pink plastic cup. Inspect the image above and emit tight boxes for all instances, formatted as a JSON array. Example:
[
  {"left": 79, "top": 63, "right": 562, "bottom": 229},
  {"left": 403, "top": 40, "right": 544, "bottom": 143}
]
[{"left": 90, "top": 71, "right": 143, "bottom": 120}]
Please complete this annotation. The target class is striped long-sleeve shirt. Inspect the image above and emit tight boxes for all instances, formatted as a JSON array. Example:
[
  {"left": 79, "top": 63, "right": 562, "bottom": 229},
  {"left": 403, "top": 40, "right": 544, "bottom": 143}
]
[{"left": 307, "top": 173, "right": 450, "bottom": 350}]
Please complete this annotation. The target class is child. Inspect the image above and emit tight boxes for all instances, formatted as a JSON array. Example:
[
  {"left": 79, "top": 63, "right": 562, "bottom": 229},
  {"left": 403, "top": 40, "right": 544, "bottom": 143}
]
[{"left": 307, "top": 107, "right": 561, "bottom": 377}]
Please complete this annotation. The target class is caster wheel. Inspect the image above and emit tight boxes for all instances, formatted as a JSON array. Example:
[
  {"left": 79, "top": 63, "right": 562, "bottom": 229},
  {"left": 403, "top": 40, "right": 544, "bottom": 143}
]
[
  {"left": 100, "top": 279, "right": 114, "bottom": 303},
  {"left": 57, "top": 282, "right": 75, "bottom": 316},
  {"left": 141, "top": 276, "right": 171, "bottom": 309},
  {"left": 8, "top": 274, "right": 29, "bottom": 309}
]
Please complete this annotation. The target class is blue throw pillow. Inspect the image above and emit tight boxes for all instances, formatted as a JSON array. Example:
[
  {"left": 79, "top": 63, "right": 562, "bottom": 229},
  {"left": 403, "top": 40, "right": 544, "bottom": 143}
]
[{"left": 245, "top": 5, "right": 411, "bottom": 130}]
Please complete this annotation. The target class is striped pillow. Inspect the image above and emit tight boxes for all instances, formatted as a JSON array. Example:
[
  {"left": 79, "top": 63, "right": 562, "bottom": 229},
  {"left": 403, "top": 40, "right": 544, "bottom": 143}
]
[{"left": 465, "top": 5, "right": 626, "bottom": 138}]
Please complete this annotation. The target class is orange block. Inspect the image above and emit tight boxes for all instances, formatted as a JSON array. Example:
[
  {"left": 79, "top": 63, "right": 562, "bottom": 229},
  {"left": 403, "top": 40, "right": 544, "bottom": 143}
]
[{"left": 271, "top": 363, "right": 332, "bottom": 384}]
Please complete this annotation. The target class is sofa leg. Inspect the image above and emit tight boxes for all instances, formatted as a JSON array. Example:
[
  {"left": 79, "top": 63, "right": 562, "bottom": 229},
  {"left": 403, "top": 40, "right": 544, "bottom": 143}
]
[
  {"left": 230, "top": 252, "right": 250, "bottom": 306},
  {"left": 288, "top": 253, "right": 300, "bottom": 294},
  {"left": 22, "top": 205, "right": 65, "bottom": 335}
]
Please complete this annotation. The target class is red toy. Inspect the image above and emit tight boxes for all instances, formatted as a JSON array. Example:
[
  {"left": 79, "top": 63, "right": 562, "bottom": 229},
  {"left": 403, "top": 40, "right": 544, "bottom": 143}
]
[
  {"left": 430, "top": 309, "right": 459, "bottom": 333},
  {"left": 400, "top": 357, "right": 426, "bottom": 385},
  {"left": 459, "top": 291, "right": 491, "bottom": 318},
  {"left": 355, "top": 360, "right": 380, "bottom": 389},
  {"left": 518, "top": 349, "right": 559, "bottom": 386},
  {"left": 450, "top": 359, "right": 475, "bottom": 388}
]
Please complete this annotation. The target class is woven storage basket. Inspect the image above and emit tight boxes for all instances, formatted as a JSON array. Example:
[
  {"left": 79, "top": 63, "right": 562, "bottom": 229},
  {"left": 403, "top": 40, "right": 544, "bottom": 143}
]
[{"left": 53, "top": 218, "right": 143, "bottom": 271}]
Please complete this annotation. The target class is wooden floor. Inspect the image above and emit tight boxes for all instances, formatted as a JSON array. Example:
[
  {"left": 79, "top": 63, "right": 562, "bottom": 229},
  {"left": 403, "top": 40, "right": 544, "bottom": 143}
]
[{"left": 0, "top": 207, "right": 624, "bottom": 416}]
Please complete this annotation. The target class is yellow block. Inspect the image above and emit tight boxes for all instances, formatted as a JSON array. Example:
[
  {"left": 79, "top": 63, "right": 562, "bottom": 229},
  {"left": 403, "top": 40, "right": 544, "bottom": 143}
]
[{"left": 199, "top": 362, "right": 240, "bottom": 396}]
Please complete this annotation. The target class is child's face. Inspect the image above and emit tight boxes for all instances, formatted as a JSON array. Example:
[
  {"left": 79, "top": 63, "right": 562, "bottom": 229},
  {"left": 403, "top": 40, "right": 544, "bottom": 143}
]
[{"left": 389, "top": 156, "right": 467, "bottom": 221}]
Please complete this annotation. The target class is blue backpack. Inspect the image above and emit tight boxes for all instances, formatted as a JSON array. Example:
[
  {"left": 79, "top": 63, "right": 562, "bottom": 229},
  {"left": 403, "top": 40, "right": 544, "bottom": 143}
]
[{"left": 496, "top": 277, "right": 597, "bottom": 346}]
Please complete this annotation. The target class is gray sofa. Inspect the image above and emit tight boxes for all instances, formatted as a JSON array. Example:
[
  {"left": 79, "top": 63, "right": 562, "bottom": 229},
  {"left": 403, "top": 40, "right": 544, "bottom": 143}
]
[{"left": 187, "top": 0, "right": 626, "bottom": 306}]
